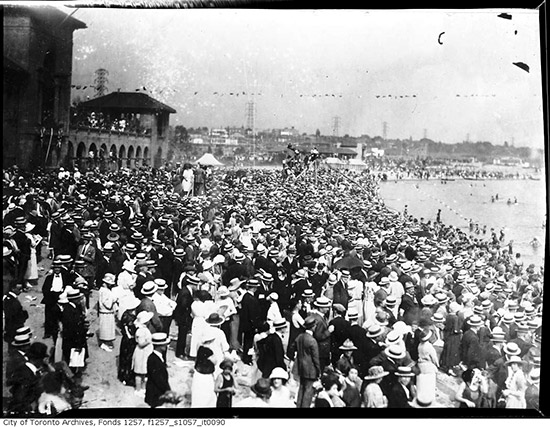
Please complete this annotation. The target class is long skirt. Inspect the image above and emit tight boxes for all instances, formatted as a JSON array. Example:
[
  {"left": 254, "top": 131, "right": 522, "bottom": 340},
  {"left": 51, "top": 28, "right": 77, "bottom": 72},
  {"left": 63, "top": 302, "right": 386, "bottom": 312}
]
[
  {"left": 190, "top": 317, "right": 207, "bottom": 358},
  {"left": 416, "top": 361, "right": 437, "bottom": 406},
  {"left": 132, "top": 343, "right": 153, "bottom": 375},
  {"left": 440, "top": 334, "right": 461, "bottom": 369},
  {"left": 191, "top": 372, "right": 216, "bottom": 408},
  {"left": 118, "top": 336, "right": 136, "bottom": 386},
  {"left": 24, "top": 248, "right": 38, "bottom": 281},
  {"left": 229, "top": 314, "right": 241, "bottom": 351},
  {"left": 98, "top": 312, "right": 116, "bottom": 341}
]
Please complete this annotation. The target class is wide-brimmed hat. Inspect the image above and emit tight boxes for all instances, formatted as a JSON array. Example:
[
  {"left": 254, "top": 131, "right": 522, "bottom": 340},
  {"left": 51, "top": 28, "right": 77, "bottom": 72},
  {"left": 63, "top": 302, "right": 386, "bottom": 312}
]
[
  {"left": 421, "top": 294, "right": 437, "bottom": 306},
  {"left": 295, "top": 269, "right": 308, "bottom": 279},
  {"left": 302, "top": 289, "right": 314, "bottom": 298},
  {"left": 227, "top": 278, "right": 243, "bottom": 291},
  {"left": 505, "top": 355, "right": 526, "bottom": 366},
  {"left": 314, "top": 296, "right": 331, "bottom": 308},
  {"left": 123, "top": 243, "right": 137, "bottom": 252},
  {"left": 304, "top": 316, "right": 316, "bottom": 329},
  {"left": 269, "top": 367, "right": 289, "bottom": 381},
  {"left": 366, "top": 324, "right": 383, "bottom": 338},
  {"left": 57, "top": 254, "right": 73, "bottom": 264},
  {"left": 141, "top": 281, "right": 158, "bottom": 295},
  {"left": 388, "top": 271, "right": 399, "bottom": 282},
  {"left": 379, "top": 277, "right": 390, "bottom": 287},
  {"left": 385, "top": 330, "right": 402, "bottom": 346},
  {"left": 206, "top": 313, "right": 225, "bottom": 326},
  {"left": 364, "top": 366, "right": 389, "bottom": 381},
  {"left": 246, "top": 278, "right": 260, "bottom": 288},
  {"left": 431, "top": 312, "right": 445, "bottom": 324},
  {"left": 107, "top": 232, "right": 120, "bottom": 242},
  {"left": 102, "top": 273, "right": 116, "bottom": 286},
  {"left": 385, "top": 295, "right": 397, "bottom": 307},
  {"left": 250, "top": 378, "right": 272, "bottom": 399},
  {"left": 67, "top": 287, "right": 82, "bottom": 300},
  {"left": 420, "top": 329, "right": 433, "bottom": 342},
  {"left": 384, "top": 344, "right": 406, "bottom": 360},
  {"left": 435, "top": 292, "right": 449, "bottom": 305},
  {"left": 135, "top": 311, "right": 154, "bottom": 325},
  {"left": 261, "top": 271, "right": 274, "bottom": 282},
  {"left": 152, "top": 332, "right": 170, "bottom": 346},
  {"left": 122, "top": 260, "right": 136, "bottom": 274},
  {"left": 347, "top": 310, "right": 359, "bottom": 321},
  {"left": 339, "top": 339, "right": 357, "bottom": 351},
  {"left": 217, "top": 286, "right": 230, "bottom": 297},
  {"left": 502, "top": 313, "right": 514, "bottom": 324}
]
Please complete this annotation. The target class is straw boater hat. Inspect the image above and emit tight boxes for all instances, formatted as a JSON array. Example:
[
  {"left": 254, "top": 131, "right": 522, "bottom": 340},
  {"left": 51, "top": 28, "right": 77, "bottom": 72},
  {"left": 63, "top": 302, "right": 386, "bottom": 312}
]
[
  {"left": 339, "top": 339, "right": 357, "bottom": 352},
  {"left": 154, "top": 278, "right": 168, "bottom": 290},
  {"left": 67, "top": 287, "right": 82, "bottom": 300},
  {"left": 388, "top": 271, "right": 399, "bottom": 282},
  {"left": 364, "top": 366, "right": 389, "bottom": 381},
  {"left": 123, "top": 260, "right": 136, "bottom": 274},
  {"left": 246, "top": 278, "right": 260, "bottom": 288},
  {"left": 395, "top": 366, "right": 415, "bottom": 377},
  {"left": 273, "top": 318, "right": 287, "bottom": 330},
  {"left": 421, "top": 294, "right": 437, "bottom": 306},
  {"left": 503, "top": 342, "right": 522, "bottom": 357},
  {"left": 431, "top": 312, "right": 445, "bottom": 324},
  {"left": 467, "top": 315, "right": 484, "bottom": 328},
  {"left": 327, "top": 274, "right": 338, "bottom": 285},
  {"left": 227, "top": 278, "right": 243, "bottom": 292},
  {"left": 385, "top": 330, "right": 402, "bottom": 346},
  {"left": 12, "top": 334, "right": 32, "bottom": 347},
  {"left": 347, "top": 310, "right": 359, "bottom": 321},
  {"left": 384, "top": 344, "right": 406, "bottom": 360},
  {"left": 490, "top": 326, "right": 506, "bottom": 342},
  {"left": 152, "top": 332, "right": 170, "bottom": 346},
  {"left": 141, "top": 281, "right": 158, "bottom": 296},
  {"left": 314, "top": 296, "right": 332, "bottom": 308}
]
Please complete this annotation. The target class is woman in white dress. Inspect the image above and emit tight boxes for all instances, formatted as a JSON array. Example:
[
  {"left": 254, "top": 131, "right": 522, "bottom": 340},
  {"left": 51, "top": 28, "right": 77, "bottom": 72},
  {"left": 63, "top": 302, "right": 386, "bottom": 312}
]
[
  {"left": 189, "top": 290, "right": 217, "bottom": 358},
  {"left": 98, "top": 273, "right": 117, "bottom": 352},
  {"left": 24, "top": 223, "right": 41, "bottom": 288},
  {"left": 503, "top": 356, "right": 527, "bottom": 408},
  {"left": 191, "top": 345, "right": 217, "bottom": 407},
  {"left": 182, "top": 164, "right": 194, "bottom": 197}
]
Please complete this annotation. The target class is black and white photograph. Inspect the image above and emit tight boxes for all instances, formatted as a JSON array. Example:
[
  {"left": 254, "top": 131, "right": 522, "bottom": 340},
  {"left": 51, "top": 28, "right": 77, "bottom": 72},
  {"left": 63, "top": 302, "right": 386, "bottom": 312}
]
[{"left": 2, "top": 3, "right": 547, "bottom": 417}]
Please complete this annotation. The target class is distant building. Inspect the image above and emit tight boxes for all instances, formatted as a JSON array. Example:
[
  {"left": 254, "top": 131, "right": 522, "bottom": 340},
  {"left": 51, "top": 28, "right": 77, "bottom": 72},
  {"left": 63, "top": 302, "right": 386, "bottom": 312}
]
[
  {"left": 69, "top": 92, "right": 176, "bottom": 170},
  {"left": 3, "top": 5, "right": 86, "bottom": 168}
]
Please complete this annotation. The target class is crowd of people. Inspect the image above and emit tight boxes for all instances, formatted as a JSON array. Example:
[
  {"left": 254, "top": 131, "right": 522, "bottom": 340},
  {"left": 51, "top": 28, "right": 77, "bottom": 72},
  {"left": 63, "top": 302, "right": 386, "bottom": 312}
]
[{"left": 2, "top": 162, "right": 543, "bottom": 414}]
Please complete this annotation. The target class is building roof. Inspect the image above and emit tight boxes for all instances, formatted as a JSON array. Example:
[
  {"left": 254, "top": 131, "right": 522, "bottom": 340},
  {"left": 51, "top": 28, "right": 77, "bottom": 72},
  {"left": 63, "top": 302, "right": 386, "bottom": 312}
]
[
  {"left": 4, "top": 5, "right": 87, "bottom": 30},
  {"left": 78, "top": 92, "right": 176, "bottom": 114}
]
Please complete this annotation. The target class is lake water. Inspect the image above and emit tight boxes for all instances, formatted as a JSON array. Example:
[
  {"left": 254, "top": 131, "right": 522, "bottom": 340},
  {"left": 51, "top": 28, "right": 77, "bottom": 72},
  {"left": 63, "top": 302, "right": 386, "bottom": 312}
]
[{"left": 379, "top": 178, "right": 547, "bottom": 268}]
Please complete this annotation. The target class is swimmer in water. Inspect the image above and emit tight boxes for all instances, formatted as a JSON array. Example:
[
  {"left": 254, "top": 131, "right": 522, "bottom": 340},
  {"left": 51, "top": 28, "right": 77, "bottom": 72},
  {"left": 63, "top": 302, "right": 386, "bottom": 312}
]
[{"left": 530, "top": 237, "right": 540, "bottom": 248}]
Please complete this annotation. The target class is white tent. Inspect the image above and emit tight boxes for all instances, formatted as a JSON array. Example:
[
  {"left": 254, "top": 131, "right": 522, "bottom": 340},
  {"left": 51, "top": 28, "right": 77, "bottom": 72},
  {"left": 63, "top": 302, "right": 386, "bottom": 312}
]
[
  {"left": 194, "top": 153, "right": 224, "bottom": 166},
  {"left": 325, "top": 157, "right": 343, "bottom": 164},
  {"left": 348, "top": 158, "right": 368, "bottom": 170}
]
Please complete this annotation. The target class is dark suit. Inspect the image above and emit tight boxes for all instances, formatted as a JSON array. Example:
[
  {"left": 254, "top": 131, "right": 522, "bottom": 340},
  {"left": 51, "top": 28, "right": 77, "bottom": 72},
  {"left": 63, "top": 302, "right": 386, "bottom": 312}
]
[
  {"left": 310, "top": 311, "right": 331, "bottom": 371},
  {"left": 239, "top": 292, "right": 262, "bottom": 363},
  {"left": 41, "top": 271, "right": 70, "bottom": 337},
  {"left": 460, "top": 329, "right": 482, "bottom": 369},
  {"left": 145, "top": 351, "right": 170, "bottom": 408},
  {"left": 257, "top": 332, "right": 285, "bottom": 378},
  {"left": 387, "top": 381, "right": 413, "bottom": 408},
  {"left": 222, "top": 262, "right": 248, "bottom": 286},
  {"left": 329, "top": 316, "right": 351, "bottom": 366},
  {"left": 173, "top": 285, "right": 193, "bottom": 357},
  {"left": 292, "top": 331, "right": 321, "bottom": 408},
  {"left": 61, "top": 302, "right": 88, "bottom": 364},
  {"left": 7, "top": 362, "right": 42, "bottom": 414},
  {"left": 3, "top": 292, "right": 28, "bottom": 343}
]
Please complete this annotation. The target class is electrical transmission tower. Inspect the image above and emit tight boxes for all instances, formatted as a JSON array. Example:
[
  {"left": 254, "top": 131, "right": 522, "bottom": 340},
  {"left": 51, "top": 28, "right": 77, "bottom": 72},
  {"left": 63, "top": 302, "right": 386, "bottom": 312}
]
[
  {"left": 382, "top": 122, "right": 388, "bottom": 140},
  {"left": 94, "top": 68, "right": 109, "bottom": 98},
  {"left": 332, "top": 116, "right": 340, "bottom": 137},
  {"left": 246, "top": 101, "right": 256, "bottom": 167}
]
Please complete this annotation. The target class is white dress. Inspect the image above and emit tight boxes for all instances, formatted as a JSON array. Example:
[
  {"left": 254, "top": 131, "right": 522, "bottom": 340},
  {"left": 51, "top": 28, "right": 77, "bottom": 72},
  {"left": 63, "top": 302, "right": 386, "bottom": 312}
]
[
  {"left": 24, "top": 233, "right": 40, "bottom": 281},
  {"left": 182, "top": 169, "right": 194, "bottom": 194},
  {"left": 190, "top": 300, "right": 217, "bottom": 357}
]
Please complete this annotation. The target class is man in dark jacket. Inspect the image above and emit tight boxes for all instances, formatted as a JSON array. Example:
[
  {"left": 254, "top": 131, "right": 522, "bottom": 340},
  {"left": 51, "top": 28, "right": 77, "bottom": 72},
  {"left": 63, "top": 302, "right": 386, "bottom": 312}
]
[
  {"left": 460, "top": 315, "right": 483, "bottom": 369},
  {"left": 12, "top": 217, "right": 31, "bottom": 285},
  {"left": 145, "top": 333, "right": 171, "bottom": 407},
  {"left": 387, "top": 366, "right": 415, "bottom": 408},
  {"left": 257, "top": 319, "right": 286, "bottom": 378},
  {"left": 3, "top": 282, "right": 28, "bottom": 343},
  {"left": 173, "top": 275, "right": 197, "bottom": 359},
  {"left": 41, "top": 260, "right": 71, "bottom": 339},
  {"left": 291, "top": 316, "right": 321, "bottom": 408},
  {"left": 238, "top": 280, "right": 262, "bottom": 364},
  {"left": 309, "top": 296, "right": 333, "bottom": 371},
  {"left": 329, "top": 303, "right": 351, "bottom": 366}
]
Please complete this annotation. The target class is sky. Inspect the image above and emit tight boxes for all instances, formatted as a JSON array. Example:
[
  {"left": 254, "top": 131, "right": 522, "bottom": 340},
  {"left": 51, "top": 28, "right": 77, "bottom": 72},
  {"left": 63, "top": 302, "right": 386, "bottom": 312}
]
[{"left": 59, "top": 7, "right": 545, "bottom": 148}]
